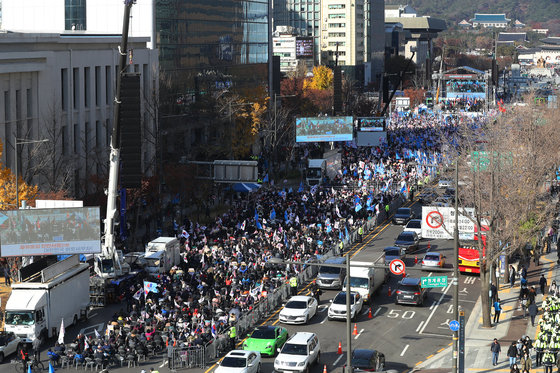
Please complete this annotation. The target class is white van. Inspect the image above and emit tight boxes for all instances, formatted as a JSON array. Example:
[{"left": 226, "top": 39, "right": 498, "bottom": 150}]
[{"left": 274, "top": 332, "right": 320, "bottom": 373}]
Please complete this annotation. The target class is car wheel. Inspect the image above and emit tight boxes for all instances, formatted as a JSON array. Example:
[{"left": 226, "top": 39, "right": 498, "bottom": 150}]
[
  {"left": 305, "top": 314, "right": 309, "bottom": 324},
  {"left": 304, "top": 365, "right": 310, "bottom": 373},
  {"left": 316, "top": 352, "right": 321, "bottom": 365},
  {"left": 0, "top": 352, "right": 4, "bottom": 364},
  {"left": 257, "top": 363, "right": 262, "bottom": 372}
]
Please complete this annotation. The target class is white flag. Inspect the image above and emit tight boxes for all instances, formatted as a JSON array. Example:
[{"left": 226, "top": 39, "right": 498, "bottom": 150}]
[{"left": 58, "top": 319, "right": 65, "bottom": 345}]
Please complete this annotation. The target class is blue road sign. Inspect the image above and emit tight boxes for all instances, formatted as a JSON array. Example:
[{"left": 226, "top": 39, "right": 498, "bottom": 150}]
[{"left": 449, "top": 320, "right": 460, "bottom": 332}]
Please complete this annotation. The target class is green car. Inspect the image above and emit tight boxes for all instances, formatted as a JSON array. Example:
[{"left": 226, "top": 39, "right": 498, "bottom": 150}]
[{"left": 243, "top": 325, "right": 288, "bottom": 356}]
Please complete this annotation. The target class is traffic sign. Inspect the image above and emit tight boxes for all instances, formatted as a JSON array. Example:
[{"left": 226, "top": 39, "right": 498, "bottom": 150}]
[
  {"left": 389, "top": 259, "right": 405, "bottom": 275},
  {"left": 421, "top": 276, "right": 448, "bottom": 288},
  {"left": 449, "top": 320, "right": 460, "bottom": 332}
]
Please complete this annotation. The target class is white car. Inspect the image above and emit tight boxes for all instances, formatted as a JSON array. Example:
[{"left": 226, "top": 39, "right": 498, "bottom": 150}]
[
  {"left": 421, "top": 252, "right": 446, "bottom": 269},
  {"left": 274, "top": 332, "right": 320, "bottom": 373},
  {"left": 278, "top": 295, "right": 318, "bottom": 324},
  {"left": 216, "top": 350, "right": 261, "bottom": 373},
  {"left": 328, "top": 291, "right": 363, "bottom": 321},
  {"left": 438, "top": 179, "right": 453, "bottom": 188},
  {"left": 0, "top": 331, "right": 22, "bottom": 363},
  {"left": 403, "top": 219, "right": 423, "bottom": 239}
]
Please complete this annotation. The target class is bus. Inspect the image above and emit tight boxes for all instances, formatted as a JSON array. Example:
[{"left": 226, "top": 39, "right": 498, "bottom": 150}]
[{"left": 458, "top": 237, "right": 485, "bottom": 274}]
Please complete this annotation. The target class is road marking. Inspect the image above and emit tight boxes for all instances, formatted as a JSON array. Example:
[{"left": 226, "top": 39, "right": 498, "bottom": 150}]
[
  {"left": 354, "top": 328, "right": 364, "bottom": 339},
  {"left": 334, "top": 353, "right": 344, "bottom": 366},
  {"left": 159, "top": 360, "right": 168, "bottom": 368},
  {"left": 318, "top": 305, "right": 328, "bottom": 312},
  {"left": 374, "top": 307, "right": 382, "bottom": 317},
  {"left": 437, "top": 347, "right": 445, "bottom": 353},
  {"left": 361, "top": 308, "right": 369, "bottom": 315},
  {"left": 429, "top": 300, "right": 437, "bottom": 310},
  {"left": 420, "top": 283, "right": 451, "bottom": 335},
  {"left": 464, "top": 276, "right": 476, "bottom": 284},
  {"left": 400, "top": 344, "right": 409, "bottom": 356},
  {"left": 88, "top": 312, "right": 98, "bottom": 319},
  {"left": 415, "top": 321, "right": 424, "bottom": 332},
  {"left": 320, "top": 316, "right": 328, "bottom": 324}
]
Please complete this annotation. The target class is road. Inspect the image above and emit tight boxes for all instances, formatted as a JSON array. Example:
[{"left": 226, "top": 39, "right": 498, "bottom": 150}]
[{"left": 24, "top": 197, "right": 481, "bottom": 373}]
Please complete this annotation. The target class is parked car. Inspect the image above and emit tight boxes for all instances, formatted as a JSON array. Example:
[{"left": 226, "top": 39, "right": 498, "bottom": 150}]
[
  {"left": 274, "top": 332, "right": 321, "bottom": 373},
  {"left": 328, "top": 291, "right": 363, "bottom": 321},
  {"left": 278, "top": 296, "right": 318, "bottom": 324},
  {"left": 317, "top": 257, "right": 347, "bottom": 289},
  {"left": 392, "top": 208, "right": 412, "bottom": 225},
  {"left": 438, "top": 179, "right": 453, "bottom": 188},
  {"left": 421, "top": 252, "right": 446, "bottom": 269},
  {"left": 394, "top": 231, "right": 420, "bottom": 253},
  {"left": 383, "top": 246, "right": 406, "bottom": 265},
  {"left": 351, "top": 349, "right": 386, "bottom": 372},
  {"left": 403, "top": 219, "right": 422, "bottom": 239},
  {"left": 243, "top": 326, "right": 288, "bottom": 357},
  {"left": 0, "top": 331, "right": 21, "bottom": 363},
  {"left": 418, "top": 190, "right": 437, "bottom": 205},
  {"left": 216, "top": 350, "right": 261, "bottom": 373},
  {"left": 395, "top": 277, "right": 427, "bottom": 306}
]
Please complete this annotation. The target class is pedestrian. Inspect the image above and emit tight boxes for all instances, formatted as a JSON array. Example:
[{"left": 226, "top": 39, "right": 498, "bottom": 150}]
[
  {"left": 535, "top": 337, "right": 545, "bottom": 366},
  {"left": 228, "top": 324, "right": 237, "bottom": 351},
  {"left": 528, "top": 301, "right": 538, "bottom": 327},
  {"left": 540, "top": 274, "right": 547, "bottom": 295},
  {"left": 32, "top": 336, "right": 41, "bottom": 361},
  {"left": 543, "top": 350, "right": 556, "bottom": 373},
  {"left": 491, "top": 338, "right": 501, "bottom": 366},
  {"left": 528, "top": 286, "right": 536, "bottom": 305},
  {"left": 289, "top": 275, "right": 298, "bottom": 296},
  {"left": 3, "top": 266, "right": 11, "bottom": 286},
  {"left": 510, "top": 363, "right": 520, "bottom": 373},
  {"left": 521, "top": 265, "right": 527, "bottom": 281},
  {"left": 507, "top": 341, "right": 518, "bottom": 367},
  {"left": 494, "top": 298, "right": 503, "bottom": 324},
  {"left": 549, "top": 280, "right": 557, "bottom": 296},
  {"left": 510, "top": 265, "right": 517, "bottom": 287},
  {"left": 520, "top": 352, "right": 532, "bottom": 372},
  {"left": 520, "top": 293, "right": 528, "bottom": 318},
  {"left": 150, "top": 368, "right": 160, "bottom": 373},
  {"left": 491, "top": 283, "right": 498, "bottom": 304}
]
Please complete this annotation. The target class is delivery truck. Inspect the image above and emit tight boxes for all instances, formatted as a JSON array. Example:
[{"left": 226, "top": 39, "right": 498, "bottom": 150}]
[
  {"left": 145, "top": 236, "right": 181, "bottom": 274},
  {"left": 342, "top": 257, "right": 387, "bottom": 304},
  {"left": 4, "top": 255, "right": 89, "bottom": 343},
  {"left": 306, "top": 150, "right": 341, "bottom": 186}
]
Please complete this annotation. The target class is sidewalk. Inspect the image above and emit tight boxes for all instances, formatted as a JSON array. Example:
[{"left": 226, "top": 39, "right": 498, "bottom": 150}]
[{"left": 413, "top": 251, "right": 559, "bottom": 373}]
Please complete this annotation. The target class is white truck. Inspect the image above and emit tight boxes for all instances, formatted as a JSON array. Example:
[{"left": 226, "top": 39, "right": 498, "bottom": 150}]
[
  {"left": 342, "top": 257, "right": 387, "bottom": 304},
  {"left": 4, "top": 255, "right": 89, "bottom": 343},
  {"left": 323, "top": 149, "right": 342, "bottom": 181},
  {"left": 306, "top": 151, "right": 342, "bottom": 186},
  {"left": 145, "top": 237, "right": 181, "bottom": 274}
]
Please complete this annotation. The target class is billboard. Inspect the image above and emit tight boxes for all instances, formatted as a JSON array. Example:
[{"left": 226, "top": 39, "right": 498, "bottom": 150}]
[
  {"left": 357, "top": 117, "right": 386, "bottom": 132},
  {"left": 296, "top": 37, "right": 313, "bottom": 58},
  {"left": 296, "top": 116, "right": 353, "bottom": 143},
  {"left": 0, "top": 207, "right": 101, "bottom": 257},
  {"left": 421, "top": 206, "right": 475, "bottom": 240}
]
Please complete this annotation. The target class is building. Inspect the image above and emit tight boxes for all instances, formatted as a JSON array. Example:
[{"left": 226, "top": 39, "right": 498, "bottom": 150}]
[
  {"left": 458, "top": 20, "right": 472, "bottom": 29},
  {"left": 470, "top": 14, "right": 510, "bottom": 28},
  {"left": 385, "top": 22, "right": 407, "bottom": 57},
  {"left": 513, "top": 20, "right": 526, "bottom": 29},
  {"left": 273, "top": 26, "right": 313, "bottom": 73},
  {"left": 533, "top": 37, "right": 560, "bottom": 67},
  {"left": 320, "top": 0, "right": 365, "bottom": 66},
  {"left": 385, "top": 4, "right": 416, "bottom": 18},
  {"left": 497, "top": 32, "right": 528, "bottom": 45},
  {"left": 0, "top": 32, "right": 158, "bottom": 198},
  {"left": 2, "top": 0, "right": 270, "bottom": 163}
]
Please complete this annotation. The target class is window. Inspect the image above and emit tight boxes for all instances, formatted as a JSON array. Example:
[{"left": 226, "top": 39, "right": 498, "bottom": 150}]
[
  {"left": 329, "top": 41, "right": 345, "bottom": 46},
  {"left": 84, "top": 67, "right": 90, "bottom": 108},
  {"left": 328, "top": 23, "right": 345, "bottom": 28},
  {"left": 65, "top": 0, "right": 86, "bottom": 30},
  {"left": 26, "top": 89, "right": 32, "bottom": 118},
  {"left": 95, "top": 66, "right": 101, "bottom": 106},
  {"left": 73, "top": 123, "right": 78, "bottom": 153},
  {"left": 328, "top": 32, "right": 346, "bottom": 37},
  {"left": 106, "top": 119, "right": 111, "bottom": 146},
  {"left": 73, "top": 68, "right": 79, "bottom": 110},
  {"left": 328, "top": 4, "right": 345, "bottom": 9},
  {"left": 328, "top": 13, "right": 345, "bottom": 19},
  {"left": 62, "top": 125, "right": 68, "bottom": 156},
  {"left": 85, "top": 122, "right": 90, "bottom": 154},
  {"left": 61, "top": 68, "right": 69, "bottom": 111},
  {"left": 96, "top": 120, "right": 101, "bottom": 148},
  {"left": 105, "top": 66, "right": 111, "bottom": 105}
]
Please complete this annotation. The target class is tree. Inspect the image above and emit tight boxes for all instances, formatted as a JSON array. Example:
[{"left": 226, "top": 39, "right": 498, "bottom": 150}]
[
  {"left": 404, "top": 88, "right": 427, "bottom": 107},
  {"left": 0, "top": 140, "right": 38, "bottom": 209},
  {"left": 304, "top": 66, "right": 333, "bottom": 90},
  {"left": 444, "top": 100, "right": 560, "bottom": 327}
]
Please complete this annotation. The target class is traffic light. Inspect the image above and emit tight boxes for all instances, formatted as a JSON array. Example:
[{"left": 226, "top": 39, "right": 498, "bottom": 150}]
[{"left": 119, "top": 73, "right": 142, "bottom": 188}]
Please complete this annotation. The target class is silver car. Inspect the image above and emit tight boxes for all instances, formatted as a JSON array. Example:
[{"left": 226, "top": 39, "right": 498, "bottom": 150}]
[{"left": 421, "top": 252, "right": 446, "bottom": 269}]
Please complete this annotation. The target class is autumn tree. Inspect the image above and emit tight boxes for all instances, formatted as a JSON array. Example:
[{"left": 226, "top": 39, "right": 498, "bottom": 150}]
[
  {"left": 404, "top": 88, "right": 427, "bottom": 107},
  {"left": 443, "top": 100, "right": 560, "bottom": 327},
  {"left": 304, "top": 65, "right": 333, "bottom": 90},
  {"left": 0, "top": 141, "right": 39, "bottom": 209}
]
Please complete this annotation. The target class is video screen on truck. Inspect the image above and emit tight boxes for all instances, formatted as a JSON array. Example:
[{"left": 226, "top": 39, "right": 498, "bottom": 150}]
[
  {"left": 0, "top": 207, "right": 101, "bottom": 257},
  {"left": 296, "top": 116, "right": 353, "bottom": 143}
]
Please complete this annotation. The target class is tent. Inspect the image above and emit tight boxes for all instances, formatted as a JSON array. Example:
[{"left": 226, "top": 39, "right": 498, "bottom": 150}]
[{"left": 232, "top": 183, "right": 261, "bottom": 193}]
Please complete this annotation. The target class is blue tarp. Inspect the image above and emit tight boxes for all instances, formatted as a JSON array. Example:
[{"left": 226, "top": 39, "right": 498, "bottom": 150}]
[{"left": 232, "top": 183, "right": 261, "bottom": 193}]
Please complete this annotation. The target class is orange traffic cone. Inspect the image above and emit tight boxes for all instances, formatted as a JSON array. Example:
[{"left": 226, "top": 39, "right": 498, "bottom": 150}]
[
  {"left": 388, "top": 287, "right": 392, "bottom": 297},
  {"left": 368, "top": 307, "right": 373, "bottom": 319},
  {"left": 402, "top": 271, "right": 406, "bottom": 278},
  {"left": 414, "top": 255, "right": 418, "bottom": 264},
  {"left": 173, "top": 339, "right": 177, "bottom": 347},
  {"left": 323, "top": 364, "right": 328, "bottom": 373},
  {"left": 352, "top": 323, "right": 358, "bottom": 336},
  {"left": 427, "top": 241, "right": 431, "bottom": 250},
  {"left": 337, "top": 341, "right": 342, "bottom": 355},
  {"left": 166, "top": 338, "right": 169, "bottom": 347}
]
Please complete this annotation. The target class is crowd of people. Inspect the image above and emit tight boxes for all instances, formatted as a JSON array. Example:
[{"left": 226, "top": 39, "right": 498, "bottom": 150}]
[{"left": 60, "top": 112, "right": 492, "bottom": 368}]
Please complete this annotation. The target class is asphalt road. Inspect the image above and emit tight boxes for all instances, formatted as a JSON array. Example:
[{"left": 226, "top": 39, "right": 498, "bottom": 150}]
[{"left": 19, "top": 197, "right": 481, "bottom": 373}]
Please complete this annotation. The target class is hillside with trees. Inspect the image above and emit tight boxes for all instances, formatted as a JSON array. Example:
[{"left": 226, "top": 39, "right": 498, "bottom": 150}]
[{"left": 386, "top": 0, "right": 560, "bottom": 34}]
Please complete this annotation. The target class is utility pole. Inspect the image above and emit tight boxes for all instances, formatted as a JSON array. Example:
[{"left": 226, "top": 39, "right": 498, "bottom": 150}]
[
  {"left": 453, "top": 158, "right": 459, "bottom": 373},
  {"left": 346, "top": 257, "right": 352, "bottom": 372}
]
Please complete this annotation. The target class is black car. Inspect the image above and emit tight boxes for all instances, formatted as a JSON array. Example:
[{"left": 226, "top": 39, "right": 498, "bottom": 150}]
[
  {"left": 351, "top": 349, "right": 385, "bottom": 372},
  {"left": 395, "top": 277, "right": 427, "bottom": 306},
  {"left": 394, "top": 231, "right": 420, "bottom": 253},
  {"left": 392, "top": 208, "right": 412, "bottom": 225}
]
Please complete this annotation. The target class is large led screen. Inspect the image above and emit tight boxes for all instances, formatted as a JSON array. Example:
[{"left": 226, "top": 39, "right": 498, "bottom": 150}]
[
  {"left": 296, "top": 116, "right": 353, "bottom": 143},
  {"left": 0, "top": 207, "right": 101, "bottom": 257}
]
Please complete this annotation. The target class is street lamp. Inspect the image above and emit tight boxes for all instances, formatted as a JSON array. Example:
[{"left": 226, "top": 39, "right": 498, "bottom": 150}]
[{"left": 14, "top": 137, "right": 49, "bottom": 209}]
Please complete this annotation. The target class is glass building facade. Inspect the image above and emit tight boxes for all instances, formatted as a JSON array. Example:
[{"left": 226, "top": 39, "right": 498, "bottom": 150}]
[
  {"left": 156, "top": 0, "right": 269, "bottom": 96},
  {"left": 65, "top": 0, "right": 87, "bottom": 30}
]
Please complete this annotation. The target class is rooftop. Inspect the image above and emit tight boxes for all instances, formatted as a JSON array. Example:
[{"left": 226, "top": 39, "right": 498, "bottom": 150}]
[
  {"left": 385, "top": 16, "right": 447, "bottom": 32},
  {"left": 470, "top": 13, "right": 511, "bottom": 23},
  {"left": 498, "top": 32, "right": 527, "bottom": 43},
  {"left": 541, "top": 37, "right": 560, "bottom": 45}
]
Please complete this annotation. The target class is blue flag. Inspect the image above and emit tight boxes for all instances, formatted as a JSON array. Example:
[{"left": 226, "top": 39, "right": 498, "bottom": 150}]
[
  {"left": 355, "top": 203, "right": 362, "bottom": 212},
  {"left": 269, "top": 208, "right": 276, "bottom": 221},
  {"left": 284, "top": 210, "right": 289, "bottom": 223},
  {"left": 345, "top": 226, "right": 349, "bottom": 239},
  {"left": 263, "top": 173, "right": 269, "bottom": 183},
  {"left": 254, "top": 209, "right": 262, "bottom": 229},
  {"left": 298, "top": 182, "right": 304, "bottom": 193},
  {"left": 49, "top": 363, "right": 55, "bottom": 373}
]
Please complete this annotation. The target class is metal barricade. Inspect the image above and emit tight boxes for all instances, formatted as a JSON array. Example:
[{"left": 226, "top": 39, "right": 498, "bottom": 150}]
[{"left": 170, "top": 346, "right": 206, "bottom": 370}]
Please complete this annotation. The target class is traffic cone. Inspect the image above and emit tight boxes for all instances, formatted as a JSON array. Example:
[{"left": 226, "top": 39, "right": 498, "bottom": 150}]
[
  {"left": 402, "top": 271, "right": 406, "bottom": 278},
  {"left": 388, "top": 287, "right": 392, "bottom": 296},
  {"left": 427, "top": 241, "right": 431, "bottom": 250},
  {"left": 337, "top": 341, "right": 342, "bottom": 355},
  {"left": 323, "top": 364, "right": 328, "bottom": 373},
  {"left": 166, "top": 338, "right": 169, "bottom": 347},
  {"left": 414, "top": 255, "right": 418, "bottom": 264},
  {"left": 368, "top": 307, "right": 373, "bottom": 319},
  {"left": 352, "top": 323, "right": 358, "bottom": 336}
]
